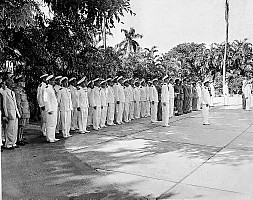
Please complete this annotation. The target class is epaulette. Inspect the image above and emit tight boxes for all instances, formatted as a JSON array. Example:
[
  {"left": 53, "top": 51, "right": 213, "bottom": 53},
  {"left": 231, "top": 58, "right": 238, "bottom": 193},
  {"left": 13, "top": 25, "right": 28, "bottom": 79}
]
[
  {"left": 46, "top": 86, "right": 48, "bottom": 88},
  {"left": 39, "top": 83, "right": 42, "bottom": 87},
  {"left": 59, "top": 88, "right": 63, "bottom": 90}
]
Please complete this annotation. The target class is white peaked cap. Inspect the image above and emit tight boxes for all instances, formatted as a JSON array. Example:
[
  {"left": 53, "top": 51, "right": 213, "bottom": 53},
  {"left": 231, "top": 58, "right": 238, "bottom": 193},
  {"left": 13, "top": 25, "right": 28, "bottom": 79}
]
[
  {"left": 93, "top": 78, "right": 100, "bottom": 82},
  {"left": 77, "top": 77, "right": 86, "bottom": 85},
  {"left": 106, "top": 78, "right": 112, "bottom": 82},
  {"left": 152, "top": 78, "right": 158, "bottom": 82},
  {"left": 117, "top": 76, "right": 123, "bottom": 81},
  {"left": 60, "top": 77, "right": 68, "bottom": 84},
  {"left": 69, "top": 77, "right": 76, "bottom": 83},
  {"left": 55, "top": 75, "right": 62, "bottom": 80},
  {"left": 123, "top": 79, "right": 129, "bottom": 83},
  {"left": 162, "top": 75, "right": 169, "bottom": 81},
  {"left": 40, "top": 74, "right": 48, "bottom": 79},
  {"left": 46, "top": 75, "right": 54, "bottom": 81},
  {"left": 100, "top": 80, "right": 107, "bottom": 85}
]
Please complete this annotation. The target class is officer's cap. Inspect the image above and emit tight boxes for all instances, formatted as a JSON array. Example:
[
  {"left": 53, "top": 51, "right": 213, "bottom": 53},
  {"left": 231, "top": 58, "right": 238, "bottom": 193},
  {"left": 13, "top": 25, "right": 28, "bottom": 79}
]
[
  {"left": 106, "top": 78, "right": 112, "bottom": 82},
  {"left": 117, "top": 76, "right": 123, "bottom": 81},
  {"left": 55, "top": 76, "right": 62, "bottom": 81},
  {"left": 60, "top": 77, "right": 68, "bottom": 84},
  {"left": 93, "top": 78, "right": 100, "bottom": 82},
  {"left": 152, "top": 78, "right": 158, "bottom": 82},
  {"left": 123, "top": 79, "right": 129, "bottom": 84},
  {"left": 162, "top": 75, "right": 169, "bottom": 81},
  {"left": 15, "top": 75, "right": 25, "bottom": 82},
  {"left": 69, "top": 77, "right": 76, "bottom": 83},
  {"left": 77, "top": 77, "right": 86, "bottom": 85},
  {"left": 46, "top": 75, "right": 54, "bottom": 81},
  {"left": 40, "top": 74, "right": 48, "bottom": 79},
  {"left": 100, "top": 80, "right": 107, "bottom": 85}
]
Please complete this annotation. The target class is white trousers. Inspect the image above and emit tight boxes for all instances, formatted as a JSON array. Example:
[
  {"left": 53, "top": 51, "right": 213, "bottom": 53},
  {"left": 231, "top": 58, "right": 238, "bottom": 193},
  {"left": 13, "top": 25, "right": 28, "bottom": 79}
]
[
  {"left": 151, "top": 102, "right": 158, "bottom": 122},
  {"left": 246, "top": 97, "right": 251, "bottom": 110},
  {"left": 202, "top": 104, "right": 210, "bottom": 124},
  {"left": 197, "top": 98, "right": 201, "bottom": 110},
  {"left": 78, "top": 107, "right": 88, "bottom": 132},
  {"left": 210, "top": 96, "right": 214, "bottom": 106},
  {"left": 93, "top": 106, "right": 101, "bottom": 129},
  {"left": 162, "top": 103, "right": 170, "bottom": 126},
  {"left": 129, "top": 101, "right": 135, "bottom": 120},
  {"left": 0, "top": 111, "right": 2, "bottom": 146},
  {"left": 107, "top": 103, "right": 115, "bottom": 125},
  {"left": 61, "top": 110, "right": 72, "bottom": 137},
  {"left": 224, "top": 95, "right": 229, "bottom": 106},
  {"left": 100, "top": 106, "right": 108, "bottom": 127},
  {"left": 5, "top": 116, "right": 18, "bottom": 147},
  {"left": 134, "top": 101, "right": 140, "bottom": 119},
  {"left": 169, "top": 98, "right": 174, "bottom": 118},
  {"left": 71, "top": 107, "right": 79, "bottom": 130},
  {"left": 46, "top": 111, "right": 57, "bottom": 142},
  {"left": 146, "top": 101, "right": 151, "bottom": 116},
  {"left": 41, "top": 109, "right": 47, "bottom": 136},
  {"left": 140, "top": 101, "right": 146, "bottom": 118},
  {"left": 116, "top": 103, "right": 124, "bottom": 123},
  {"left": 87, "top": 106, "right": 93, "bottom": 126},
  {"left": 123, "top": 102, "right": 130, "bottom": 122},
  {"left": 56, "top": 109, "right": 62, "bottom": 133}
]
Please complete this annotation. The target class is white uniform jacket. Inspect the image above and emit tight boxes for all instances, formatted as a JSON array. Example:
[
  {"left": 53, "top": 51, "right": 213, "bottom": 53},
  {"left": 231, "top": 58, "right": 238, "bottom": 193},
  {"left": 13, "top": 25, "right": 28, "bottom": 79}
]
[
  {"left": 37, "top": 82, "right": 47, "bottom": 107},
  {"left": 90, "top": 86, "right": 102, "bottom": 107},
  {"left": 168, "top": 83, "right": 175, "bottom": 99},
  {"left": 69, "top": 85, "right": 79, "bottom": 108},
  {"left": 107, "top": 86, "right": 115, "bottom": 104},
  {"left": 124, "top": 86, "right": 131, "bottom": 103},
  {"left": 133, "top": 87, "right": 140, "bottom": 102},
  {"left": 44, "top": 84, "right": 58, "bottom": 112},
  {"left": 150, "top": 85, "right": 158, "bottom": 103},
  {"left": 201, "top": 87, "right": 211, "bottom": 105},
  {"left": 115, "top": 83, "right": 125, "bottom": 103},
  {"left": 140, "top": 86, "right": 147, "bottom": 101},
  {"left": 57, "top": 87, "right": 73, "bottom": 111},
  {"left": 161, "top": 83, "right": 170, "bottom": 103},
  {"left": 100, "top": 88, "right": 108, "bottom": 107},
  {"left": 77, "top": 87, "right": 89, "bottom": 108}
]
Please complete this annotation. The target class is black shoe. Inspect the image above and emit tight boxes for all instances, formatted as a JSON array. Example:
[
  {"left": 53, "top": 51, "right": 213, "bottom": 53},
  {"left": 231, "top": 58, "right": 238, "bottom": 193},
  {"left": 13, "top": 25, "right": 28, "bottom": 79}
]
[
  {"left": 4, "top": 146, "right": 15, "bottom": 150},
  {"left": 14, "top": 145, "right": 20, "bottom": 148}
]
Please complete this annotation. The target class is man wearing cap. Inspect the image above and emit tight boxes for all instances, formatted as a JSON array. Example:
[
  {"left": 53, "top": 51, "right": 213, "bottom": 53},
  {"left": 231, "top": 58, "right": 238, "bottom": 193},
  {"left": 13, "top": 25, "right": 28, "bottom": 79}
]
[
  {"left": 150, "top": 78, "right": 159, "bottom": 123},
  {"left": 123, "top": 79, "right": 131, "bottom": 123},
  {"left": 87, "top": 80, "right": 94, "bottom": 127},
  {"left": 54, "top": 75, "right": 62, "bottom": 134},
  {"left": 77, "top": 77, "right": 90, "bottom": 133},
  {"left": 161, "top": 75, "right": 170, "bottom": 127},
  {"left": 196, "top": 81, "right": 202, "bottom": 110},
  {"left": 146, "top": 81, "right": 151, "bottom": 117},
  {"left": 100, "top": 80, "right": 108, "bottom": 128},
  {"left": 244, "top": 80, "right": 252, "bottom": 111},
  {"left": 14, "top": 76, "right": 30, "bottom": 146},
  {"left": 112, "top": 77, "right": 118, "bottom": 123},
  {"left": 115, "top": 76, "right": 125, "bottom": 124},
  {"left": 37, "top": 73, "right": 48, "bottom": 136},
  {"left": 69, "top": 77, "right": 79, "bottom": 131},
  {"left": 202, "top": 80, "right": 211, "bottom": 125},
  {"left": 2, "top": 78, "right": 21, "bottom": 149},
  {"left": 129, "top": 78, "right": 135, "bottom": 121},
  {"left": 182, "top": 79, "right": 189, "bottom": 114},
  {"left": 106, "top": 78, "right": 116, "bottom": 126},
  {"left": 58, "top": 77, "right": 73, "bottom": 138},
  {"left": 133, "top": 80, "right": 141, "bottom": 119},
  {"left": 168, "top": 78, "right": 175, "bottom": 118},
  {"left": 90, "top": 78, "right": 102, "bottom": 130},
  {"left": 174, "top": 79, "right": 180, "bottom": 116},
  {"left": 44, "top": 75, "right": 60, "bottom": 142},
  {"left": 140, "top": 79, "right": 147, "bottom": 118}
]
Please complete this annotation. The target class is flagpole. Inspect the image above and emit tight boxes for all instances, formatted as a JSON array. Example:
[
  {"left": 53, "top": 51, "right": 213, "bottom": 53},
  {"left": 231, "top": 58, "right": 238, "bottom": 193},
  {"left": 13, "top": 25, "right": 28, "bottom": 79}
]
[{"left": 223, "top": 0, "right": 229, "bottom": 105}]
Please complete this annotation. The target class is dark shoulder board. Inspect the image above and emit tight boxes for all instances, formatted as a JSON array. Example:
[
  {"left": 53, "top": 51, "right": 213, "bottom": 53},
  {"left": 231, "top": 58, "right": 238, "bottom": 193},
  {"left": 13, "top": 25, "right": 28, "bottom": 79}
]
[
  {"left": 59, "top": 87, "right": 63, "bottom": 90},
  {"left": 39, "top": 83, "right": 42, "bottom": 87}
]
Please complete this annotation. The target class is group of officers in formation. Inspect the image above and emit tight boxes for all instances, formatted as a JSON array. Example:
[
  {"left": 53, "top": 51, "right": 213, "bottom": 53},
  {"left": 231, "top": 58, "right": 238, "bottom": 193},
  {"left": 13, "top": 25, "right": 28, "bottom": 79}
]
[{"left": 36, "top": 73, "right": 215, "bottom": 143}]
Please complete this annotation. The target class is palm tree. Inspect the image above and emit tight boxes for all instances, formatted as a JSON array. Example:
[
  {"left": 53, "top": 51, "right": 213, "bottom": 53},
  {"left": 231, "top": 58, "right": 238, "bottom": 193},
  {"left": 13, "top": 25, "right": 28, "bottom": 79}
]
[{"left": 116, "top": 27, "right": 142, "bottom": 55}]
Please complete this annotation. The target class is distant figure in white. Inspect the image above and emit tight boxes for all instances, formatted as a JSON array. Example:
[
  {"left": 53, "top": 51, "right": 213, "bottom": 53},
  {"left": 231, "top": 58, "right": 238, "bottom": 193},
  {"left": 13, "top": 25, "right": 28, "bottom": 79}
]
[
  {"left": 202, "top": 80, "right": 211, "bottom": 125},
  {"left": 244, "top": 80, "right": 252, "bottom": 111},
  {"left": 196, "top": 81, "right": 202, "bottom": 110},
  {"left": 223, "top": 82, "right": 229, "bottom": 106},
  {"left": 209, "top": 81, "right": 215, "bottom": 107},
  {"left": 161, "top": 75, "right": 170, "bottom": 127}
]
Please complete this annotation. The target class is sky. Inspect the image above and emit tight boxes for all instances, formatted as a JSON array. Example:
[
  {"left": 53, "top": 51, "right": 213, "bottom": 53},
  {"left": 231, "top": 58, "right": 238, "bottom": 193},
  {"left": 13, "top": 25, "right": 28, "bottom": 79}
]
[{"left": 107, "top": 0, "right": 253, "bottom": 53}]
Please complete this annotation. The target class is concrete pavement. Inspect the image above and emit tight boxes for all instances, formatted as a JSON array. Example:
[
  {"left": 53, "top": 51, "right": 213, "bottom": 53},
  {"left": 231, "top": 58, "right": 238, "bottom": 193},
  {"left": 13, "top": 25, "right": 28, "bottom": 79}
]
[{"left": 2, "top": 96, "right": 253, "bottom": 199}]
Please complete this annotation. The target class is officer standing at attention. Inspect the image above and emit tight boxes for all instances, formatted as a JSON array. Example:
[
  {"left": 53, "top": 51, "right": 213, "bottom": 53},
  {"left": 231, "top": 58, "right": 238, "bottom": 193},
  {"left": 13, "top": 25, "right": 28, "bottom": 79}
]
[
  {"left": 123, "top": 79, "right": 131, "bottom": 123},
  {"left": 202, "top": 80, "right": 211, "bottom": 125},
  {"left": 129, "top": 78, "right": 135, "bottom": 121},
  {"left": 100, "top": 80, "right": 108, "bottom": 128},
  {"left": 168, "top": 78, "right": 175, "bottom": 118},
  {"left": 44, "top": 75, "right": 60, "bottom": 142},
  {"left": 37, "top": 73, "right": 48, "bottom": 136},
  {"left": 106, "top": 78, "right": 116, "bottom": 126},
  {"left": 133, "top": 80, "right": 141, "bottom": 119},
  {"left": 87, "top": 80, "right": 94, "bottom": 127},
  {"left": 69, "top": 77, "right": 79, "bottom": 131},
  {"left": 90, "top": 78, "right": 102, "bottom": 130},
  {"left": 14, "top": 76, "right": 30, "bottom": 146},
  {"left": 77, "top": 77, "right": 90, "bottom": 133},
  {"left": 150, "top": 78, "right": 159, "bottom": 123},
  {"left": 140, "top": 79, "right": 147, "bottom": 118},
  {"left": 54, "top": 75, "right": 62, "bottom": 134},
  {"left": 57, "top": 77, "right": 73, "bottom": 138},
  {"left": 161, "top": 75, "right": 170, "bottom": 127},
  {"left": 146, "top": 81, "right": 151, "bottom": 117},
  {"left": 174, "top": 79, "right": 180, "bottom": 116},
  {"left": 115, "top": 76, "right": 125, "bottom": 124}
]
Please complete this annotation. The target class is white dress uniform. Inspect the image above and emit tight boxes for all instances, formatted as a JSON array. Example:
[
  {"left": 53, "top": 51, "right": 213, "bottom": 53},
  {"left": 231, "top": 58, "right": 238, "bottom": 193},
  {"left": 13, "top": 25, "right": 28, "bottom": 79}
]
[
  {"left": 196, "top": 83, "right": 202, "bottom": 110},
  {"left": 69, "top": 84, "right": 79, "bottom": 130},
  {"left": 210, "top": 83, "right": 215, "bottom": 106},
  {"left": 2, "top": 88, "right": 20, "bottom": 148},
  {"left": 129, "top": 85, "right": 135, "bottom": 120},
  {"left": 77, "top": 86, "right": 89, "bottom": 133},
  {"left": 90, "top": 86, "right": 102, "bottom": 130},
  {"left": 58, "top": 86, "right": 73, "bottom": 137},
  {"left": 244, "top": 83, "right": 252, "bottom": 111},
  {"left": 168, "top": 83, "right": 175, "bottom": 118},
  {"left": 161, "top": 83, "right": 170, "bottom": 126},
  {"left": 54, "top": 84, "right": 62, "bottom": 133},
  {"left": 87, "top": 87, "right": 93, "bottom": 126},
  {"left": 100, "top": 87, "right": 108, "bottom": 128},
  {"left": 201, "top": 86, "right": 211, "bottom": 124},
  {"left": 133, "top": 86, "right": 141, "bottom": 119},
  {"left": 146, "top": 86, "right": 151, "bottom": 117},
  {"left": 107, "top": 86, "right": 115, "bottom": 125},
  {"left": 150, "top": 85, "right": 158, "bottom": 122},
  {"left": 223, "top": 84, "right": 229, "bottom": 106},
  {"left": 37, "top": 82, "right": 47, "bottom": 136},
  {"left": 113, "top": 83, "right": 118, "bottom": 121},
  {"left": 140, "top": 86, "right": 147, "bottom": 118},
  {"left": 44, "top": 84, "right": 58, "bottom": 142},
  {"left": 123, "top": 86, "right": 131, "bottom": 122},
  {"left": 115, "top": 83, "right": 125, "bottom": 124}
]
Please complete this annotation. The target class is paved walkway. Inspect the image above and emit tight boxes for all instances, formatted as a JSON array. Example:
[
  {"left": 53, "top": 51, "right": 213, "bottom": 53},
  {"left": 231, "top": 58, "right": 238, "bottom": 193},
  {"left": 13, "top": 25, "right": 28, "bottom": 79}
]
[{"left": 2, "top": 96, "right": 253, "bottom": 199}]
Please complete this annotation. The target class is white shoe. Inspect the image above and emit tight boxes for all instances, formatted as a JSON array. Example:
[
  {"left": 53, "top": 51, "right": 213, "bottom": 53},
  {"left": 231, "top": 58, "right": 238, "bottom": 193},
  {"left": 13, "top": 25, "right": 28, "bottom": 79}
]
[
  {"left": 54, "top": 139, "right": 60, "bottom": 142},
  {"left": 163, "top": 124, "right": 171, "bottom": 127},
  {"left": 85, "top": 130, "right": 90, "bottom": 133}
]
